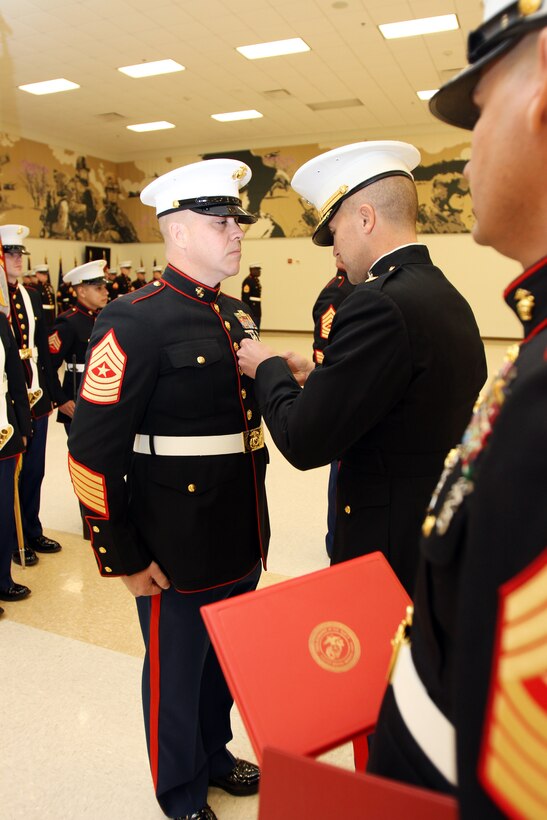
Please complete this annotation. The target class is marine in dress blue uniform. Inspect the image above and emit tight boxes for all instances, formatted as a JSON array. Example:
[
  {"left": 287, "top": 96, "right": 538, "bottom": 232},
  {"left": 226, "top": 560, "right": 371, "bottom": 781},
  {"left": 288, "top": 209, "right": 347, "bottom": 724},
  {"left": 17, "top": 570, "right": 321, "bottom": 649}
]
[
  {"left": 34, "top": 264, "right": 56, "bottom": 329},
  {"left": 369, "top": 4, "right": 547, "bottom": 817},
  {"left": 0, "top": 253, "right": 32, "bottom": 608},
  {"left": 68, "top": 159, "right": 269, "bottom": 820},
  {"left": 237, "top": 143, "right": 486, "bottom": 595},
  {"left": 0, "top": 224, "right": 65, "bottom": 567},
  {"left": 241, "top": 264, "right": 262, "bottom": 330},
  {"left": 48, "top": 259, "right": 108, "bottom": 429}
]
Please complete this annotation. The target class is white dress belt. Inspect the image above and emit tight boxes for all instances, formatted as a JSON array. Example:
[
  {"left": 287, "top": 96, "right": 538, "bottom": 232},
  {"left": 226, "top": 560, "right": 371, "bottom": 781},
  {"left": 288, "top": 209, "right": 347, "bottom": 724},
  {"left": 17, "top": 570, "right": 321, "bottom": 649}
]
[
  {"left": 133, "top": 426, "right": 264, "bottom": 457},
  {"left": 249, "top": 296, "right": 261, "bottom": 302},
  {"left": 391, "top": 642, "right": 458, "bottom": 786},
  {"left": 42, "top": 304, "right": 55, "bottom": 310},
  {"left": 66, "top": 363, "right": 85, "bottom": 372}
]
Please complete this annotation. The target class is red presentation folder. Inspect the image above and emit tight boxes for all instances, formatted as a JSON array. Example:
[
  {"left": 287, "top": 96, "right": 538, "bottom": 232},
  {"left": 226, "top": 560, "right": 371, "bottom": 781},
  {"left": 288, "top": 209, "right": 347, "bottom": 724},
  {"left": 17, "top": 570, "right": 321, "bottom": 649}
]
[
  {"left": 201, "top": 551, "right": 411, "bottom": 762},
  {"left": 258, "top": 746, "right": 459, "bottom": 820}
]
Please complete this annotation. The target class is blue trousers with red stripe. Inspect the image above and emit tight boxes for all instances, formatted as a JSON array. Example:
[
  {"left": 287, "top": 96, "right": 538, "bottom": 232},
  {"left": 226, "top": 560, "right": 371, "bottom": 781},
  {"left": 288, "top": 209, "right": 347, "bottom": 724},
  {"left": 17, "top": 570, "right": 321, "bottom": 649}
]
[{"left": 136, "top": 562, "right": 261, "bottom": 818}]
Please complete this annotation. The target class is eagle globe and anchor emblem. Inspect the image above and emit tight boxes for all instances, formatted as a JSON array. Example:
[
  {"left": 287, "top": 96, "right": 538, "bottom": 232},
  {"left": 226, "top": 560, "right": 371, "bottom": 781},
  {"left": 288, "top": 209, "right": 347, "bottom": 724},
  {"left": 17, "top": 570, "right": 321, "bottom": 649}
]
[{"left": 308, "top": 621, "right": 361, "bottom": 673}]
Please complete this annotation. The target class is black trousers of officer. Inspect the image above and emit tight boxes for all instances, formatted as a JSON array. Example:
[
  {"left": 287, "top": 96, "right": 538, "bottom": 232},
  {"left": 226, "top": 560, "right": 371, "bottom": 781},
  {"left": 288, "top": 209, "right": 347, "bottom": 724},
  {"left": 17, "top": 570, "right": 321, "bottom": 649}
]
[
  {"left": 19, "top": 414, "right": 48, "bottom": 541},
  {"left": 136, "top": 562, "right": 261, "bottom": 818}
]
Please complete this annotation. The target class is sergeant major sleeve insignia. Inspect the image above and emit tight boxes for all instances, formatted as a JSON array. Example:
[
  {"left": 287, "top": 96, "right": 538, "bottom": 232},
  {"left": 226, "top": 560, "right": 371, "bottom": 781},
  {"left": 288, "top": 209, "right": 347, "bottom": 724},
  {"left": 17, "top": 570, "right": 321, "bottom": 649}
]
[
  {"left": 479, "top": 548, "right": 547, "bottom": 817},
  {"left": 80, "top": 329, "right": 127, "bottom": 405}
]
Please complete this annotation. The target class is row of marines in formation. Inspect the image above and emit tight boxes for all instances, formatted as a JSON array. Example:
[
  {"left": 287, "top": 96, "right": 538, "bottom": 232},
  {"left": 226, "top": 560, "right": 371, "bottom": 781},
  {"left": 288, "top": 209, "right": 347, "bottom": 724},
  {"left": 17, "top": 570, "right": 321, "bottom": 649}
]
[{"left": 1, "top": 4, "right": 546, "bottom": 816}]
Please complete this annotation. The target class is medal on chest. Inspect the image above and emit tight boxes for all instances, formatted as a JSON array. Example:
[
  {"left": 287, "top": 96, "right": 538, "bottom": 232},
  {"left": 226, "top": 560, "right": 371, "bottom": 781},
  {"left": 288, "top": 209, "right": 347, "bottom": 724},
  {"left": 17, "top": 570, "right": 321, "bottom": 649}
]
[{"left": 422, "top": 344, "right": 520, "bottom": 539}]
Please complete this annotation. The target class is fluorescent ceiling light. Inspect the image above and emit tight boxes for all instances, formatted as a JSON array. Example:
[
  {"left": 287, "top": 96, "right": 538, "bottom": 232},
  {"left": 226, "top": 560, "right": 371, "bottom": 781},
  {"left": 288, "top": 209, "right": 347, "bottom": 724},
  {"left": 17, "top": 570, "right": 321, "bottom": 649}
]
[
  {"left": 118, "top": 59, "right": 185, "bottom": 78},
  {"left": 126, "top": 121, "right": 175, "bottom": 132},
  {"left": 237, "top": 38, "right": 310, "bottom": 59},
  {"left": 18, "top": 78, "right": 80, "bottom": 95},
  {"left": 416, "top": 89, "right": 438, "bottom": 101},
  {"left": 211, "top": 110, "right": 263, "bottom": 122},
  {"left": 379, "top": 14, "right": 459, "bottom": 40}
]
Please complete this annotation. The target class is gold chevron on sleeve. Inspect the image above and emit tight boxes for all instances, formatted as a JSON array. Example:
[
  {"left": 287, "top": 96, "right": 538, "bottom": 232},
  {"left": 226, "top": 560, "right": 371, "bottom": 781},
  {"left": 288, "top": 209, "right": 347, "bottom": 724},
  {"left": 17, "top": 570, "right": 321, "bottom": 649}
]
[{"left": 480, "top": 550, "right": 547, "bottom": 819}]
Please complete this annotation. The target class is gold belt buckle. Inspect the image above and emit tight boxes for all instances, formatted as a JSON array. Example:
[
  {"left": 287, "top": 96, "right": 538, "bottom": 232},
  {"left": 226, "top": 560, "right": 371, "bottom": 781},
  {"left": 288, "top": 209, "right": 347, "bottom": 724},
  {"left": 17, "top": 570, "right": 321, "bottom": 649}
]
[
  {"left": 19, "top": 348, "right": 32, "bottom": 360},
  {"left": 387, "top": 604, "right": 414, "bottom": 682},
  {"left": 242, "top": 425, "right": 264, "bottom": 453}
]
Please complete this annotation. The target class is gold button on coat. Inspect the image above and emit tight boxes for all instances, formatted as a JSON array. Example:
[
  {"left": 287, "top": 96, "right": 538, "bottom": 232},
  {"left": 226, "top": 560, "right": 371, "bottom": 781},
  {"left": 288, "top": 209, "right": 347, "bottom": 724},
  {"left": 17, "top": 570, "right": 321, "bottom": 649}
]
[
  {"left": 105, "top": 567, "right": 112, "bottom": 573},
  {"left": 197, "top": 356, "right": 205, "bottom": 365},
  {"left": 241, "top": 389, "right": 247, "bottom": 399},
  {"left": 188, "top": 483, "right": 196, "bottom": 493},
  {"left": 225, "top": 321, "right": 231, "bottom": 330},
  {"left": 344, "top": 505, "right": 351, "bottom": 514},
  {"left": 93, "top": 525, "right": 100, "bottom": 532},
  {"left": 99, "top": 547, "right": 106, "bottom": 554},
  {"left": 213, "top": 303, "right": 220, "bottom": 312},
  {"left": 247, "top": 409, "right": 252, "bottom": 420},
  {"left": 233, "top": 342, "right": 239, "bottom": 351}
]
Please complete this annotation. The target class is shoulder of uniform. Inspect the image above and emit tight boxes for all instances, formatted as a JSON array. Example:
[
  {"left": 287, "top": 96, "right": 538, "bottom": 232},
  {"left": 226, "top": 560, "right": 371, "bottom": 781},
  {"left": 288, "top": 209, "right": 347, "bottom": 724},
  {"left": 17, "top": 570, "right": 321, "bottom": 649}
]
[{"left": 129, "top": 280, "right": 165, "bottom": 305}]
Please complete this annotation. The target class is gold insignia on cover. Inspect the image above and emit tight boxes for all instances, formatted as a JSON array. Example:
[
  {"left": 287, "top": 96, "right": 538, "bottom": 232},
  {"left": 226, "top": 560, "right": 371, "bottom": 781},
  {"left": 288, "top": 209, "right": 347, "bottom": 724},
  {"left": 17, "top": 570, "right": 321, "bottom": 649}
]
[
  {"left": 319, "top": 185, "right": 349, "bottom": 221},
  {"left": 319, "top": 305, "right": 336, "bottom": 340},
  {"left": 195, "top": 286, "right": 205, "bottom": 299},
  {"left": 309, "top": 621, "right": 361, "bottom": 673},
  {"left": 519, "top": 0, "right": 542, "bottom": 16},
  {"left": 479, "top": 550, "right": 547, "bottom": 819},
  {"left": 0, "top": 424, "right": 14, "bottom": 450},
  {"left": 68, "top": 454, "right": 108, "bottom": 516},
  {"left": 514, "top": 288, "right": 535, "bottom": 322},
  {"left": 28, "top": 388, "right": 43, "bottom": 407},
  {"left": 48, "top": 331, "right": 62, "bottom": 354},
  {"left": 232, "top": 165, "right": 247, "bottom": 181},
  {"left": 17, "top": 226, "right": 23, "bottom": 235},
  {"left": 80, "top": 329, "right": 126, "bottom": 405}
]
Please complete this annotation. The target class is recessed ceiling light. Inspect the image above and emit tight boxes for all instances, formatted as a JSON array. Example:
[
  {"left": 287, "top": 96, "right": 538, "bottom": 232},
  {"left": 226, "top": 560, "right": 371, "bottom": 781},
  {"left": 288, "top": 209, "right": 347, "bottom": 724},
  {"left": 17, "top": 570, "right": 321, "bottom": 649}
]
[
  {"left": 236, "top": 38, "right": 310, "bottom": 59},
  {"left": 416, "top": 89, "right": 438, "bottom": 101},
  {"left": 379, "top": 14, "right": 459, "bottom": 40},
  {"left": 18, "top": 78, "right": 80, "bottom": 95},
  {"left": 118, "top": 59, "right": 185, "bottom": 78},
  {"left": 126, "top": 121, "right": 176, "bottom": 132},
  {"left": 211, "top": 110, "right": 263, "bottom": 122}
]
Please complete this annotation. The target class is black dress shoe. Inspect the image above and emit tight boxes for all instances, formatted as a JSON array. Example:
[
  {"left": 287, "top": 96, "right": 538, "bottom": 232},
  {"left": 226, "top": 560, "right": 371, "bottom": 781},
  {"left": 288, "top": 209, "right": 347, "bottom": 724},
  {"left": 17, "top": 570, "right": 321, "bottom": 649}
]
[
  {"left": 209, "top": 759, "right": 260, "bottom": 796},
  {"left": 0, "top": 583, "right": 31, "bottom": 602},
  {"left": 175, "top": 806, "right": 217, "bottom": 820},
  {"left": 28, "top": 535, "right": 62, "bottom": 553},
  {"left": 12, "top": 546, "right": 39, "bottom": 566}
]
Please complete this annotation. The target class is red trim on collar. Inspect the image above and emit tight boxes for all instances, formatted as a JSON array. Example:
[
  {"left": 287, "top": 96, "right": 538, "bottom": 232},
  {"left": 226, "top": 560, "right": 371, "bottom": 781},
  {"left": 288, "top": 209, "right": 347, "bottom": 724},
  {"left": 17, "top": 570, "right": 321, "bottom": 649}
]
[
  {"left": 522, "top": 317, "right": 547, "bottom": 345},
  {"left": 504, "top": 256, "right": 547, "bottom": 299}
]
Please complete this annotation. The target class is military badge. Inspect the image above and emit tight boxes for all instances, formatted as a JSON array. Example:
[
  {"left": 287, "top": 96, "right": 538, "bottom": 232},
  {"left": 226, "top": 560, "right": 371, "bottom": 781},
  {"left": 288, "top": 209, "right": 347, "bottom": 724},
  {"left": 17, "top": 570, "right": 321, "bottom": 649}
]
[
  {"left": 319, "top": 305, "right": 336, "bottom": 340},
  {"left": 68, "top": 454, "right": 109, "bottom": 516},
  {"left": 48, "top": 331, "right": 62, "bottom": 354},
  {"left": 479, "top": 549, "right": 547, "bottom": 818},
  {"left": 234, "top": 309, "right": 260, "bottom": 341},
  {"left": 423, "top": 345, "right": 520, "bottom": 538},
  {"left": 80, "top": 329, "right": 127, "bottom": 405}
]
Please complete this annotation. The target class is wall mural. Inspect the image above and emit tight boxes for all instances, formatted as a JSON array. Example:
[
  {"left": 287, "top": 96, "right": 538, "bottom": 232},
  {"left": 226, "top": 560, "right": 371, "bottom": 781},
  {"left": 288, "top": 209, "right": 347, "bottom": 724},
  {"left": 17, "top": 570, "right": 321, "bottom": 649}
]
[{"left": 0, "top": 133, "right": 472, "bottom": 242}]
